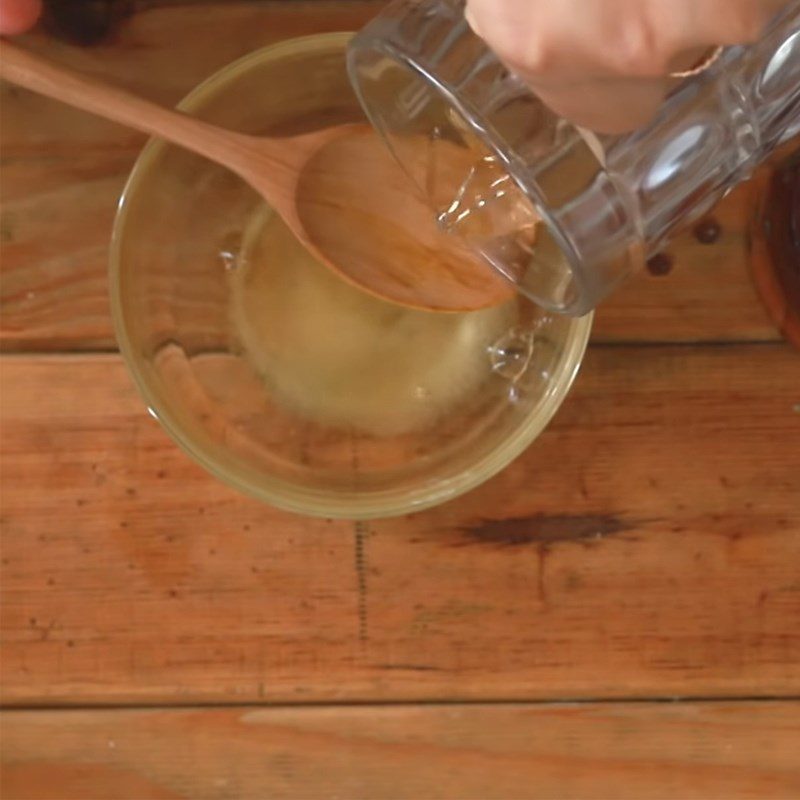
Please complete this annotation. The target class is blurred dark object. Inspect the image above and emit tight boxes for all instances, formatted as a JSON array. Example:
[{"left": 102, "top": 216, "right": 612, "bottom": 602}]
[
  {"left": 42, "top": 0, "right": 133, "bottom": 45},
  {"left": 750, "top": 141, "right": 800, "bottom": 351}
]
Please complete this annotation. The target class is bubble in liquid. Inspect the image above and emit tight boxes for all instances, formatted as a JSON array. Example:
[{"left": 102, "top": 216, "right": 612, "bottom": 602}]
[
  {"left": 219, "top": 231, "right": 244, "bottom": 272},
  {"left": 488, "top": 313, "right": 552, "bottom": 401},
  {"left": 489, "top": 326, "right": 536, "bottom": 383}
]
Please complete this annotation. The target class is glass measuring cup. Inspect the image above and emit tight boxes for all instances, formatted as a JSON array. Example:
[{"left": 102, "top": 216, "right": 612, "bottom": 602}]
[{"left": 348, "top": 0, "right": 800, "bottom": 316}]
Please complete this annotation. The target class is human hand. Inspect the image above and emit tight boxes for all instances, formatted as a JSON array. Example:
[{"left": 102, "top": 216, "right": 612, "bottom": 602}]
[
  {"left": 0, "top": 0, "right": 41, "bottom": 34},
  {"left": 465, "top": 0, "right": 790, "bottom": 133}
]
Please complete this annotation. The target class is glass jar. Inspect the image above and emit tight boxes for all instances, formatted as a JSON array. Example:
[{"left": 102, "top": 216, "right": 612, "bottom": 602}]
[
  {"left": 348, "top": 0, "right": 800, "bottom": 316},
  {"left": 750, "top": 141, "right": 800, "bottom": 349}
]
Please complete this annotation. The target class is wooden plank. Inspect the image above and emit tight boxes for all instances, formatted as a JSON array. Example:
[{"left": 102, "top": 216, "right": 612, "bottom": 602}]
[
  {"left": 0, "top": 1, "right": 382, "bottom": 351},
  {"left": 596, "top": 178, "right": 775, "bottom": 344},
  {"left": 2, "top": 701, "right": 799, "bottom": 799},
  {"left": 2, "top": 347, "right": 799, "bottom": 706},
  {"left": 0, "top": 3, "right": 780, "bottom": 351}
]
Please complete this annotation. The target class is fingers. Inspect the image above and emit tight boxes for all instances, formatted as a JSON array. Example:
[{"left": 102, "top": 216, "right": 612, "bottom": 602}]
[
  {"left": 465, "top": 0, "right": 791, "bottom": 132},
  {"left": 467, "top": 0, "right": 789, "bottom": 79},
  {"left": 656, "top": 0, "right": 791, "bottom": 52},
  {"left": 467, "top": 0, "right": 663, "bottom": 78},
  {"left": 526, "top": 76, "right": 670, "bottom": 134},
  {"left": 0, "top": 0, "right": 42, "bottom": 35}
]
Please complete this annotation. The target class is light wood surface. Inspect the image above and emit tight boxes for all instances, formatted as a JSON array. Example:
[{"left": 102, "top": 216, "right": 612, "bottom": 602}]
[
  {"left": 3, "top": 702, "right": 799, "bottom": 800},
  {"left": 0, "top": 39, "right": 352, "bottom": 213},
  {"left": 1, "top": 2, "right": 798, "bottom": 798},
  {"left": 2, "top": 348, "right": 798, "bottom": 706}
]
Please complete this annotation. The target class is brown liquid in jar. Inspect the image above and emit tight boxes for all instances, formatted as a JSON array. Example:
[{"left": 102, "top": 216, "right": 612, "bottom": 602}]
[{"left": 750, "top": 142, "right": 800, "bottom": 349}]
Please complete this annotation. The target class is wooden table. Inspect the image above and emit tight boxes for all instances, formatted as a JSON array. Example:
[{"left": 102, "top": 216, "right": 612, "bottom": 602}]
[{"left": 1, "top": 3, "right": 799, "bottom": 798}]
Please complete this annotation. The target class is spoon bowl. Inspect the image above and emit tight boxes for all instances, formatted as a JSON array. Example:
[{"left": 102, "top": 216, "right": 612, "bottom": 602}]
[{"left": 294, "top": 126, "right": 515, "bottom": 311}]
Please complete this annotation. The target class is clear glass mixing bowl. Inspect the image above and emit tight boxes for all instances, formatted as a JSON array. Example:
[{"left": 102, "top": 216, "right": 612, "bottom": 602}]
[{"left": 110, "top": 33, "right": 592, "bottom": 519}]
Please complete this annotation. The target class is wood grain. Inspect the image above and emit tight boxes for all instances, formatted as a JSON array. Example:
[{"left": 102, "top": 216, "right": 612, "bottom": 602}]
[
  {"left": 2, "top": 701, "right": 799, "bottom": 800},
  {"left": 595, "top": 180, "right": 774, "bottom": 343},
  {"left": 2, "top": 347, "right": 798, "bottom": 706},
  {"left": 0, "top": 1, "right": 383, "bottom": 351},
  {"left": 0, "top": 2, "right": 779, "bottom": 350},
  {"left": 2, "top": 3, "right": 797, "bottom": 798}
]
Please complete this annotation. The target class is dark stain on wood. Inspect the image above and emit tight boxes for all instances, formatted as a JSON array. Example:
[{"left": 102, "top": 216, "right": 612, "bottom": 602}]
[
  {"left": 457, "top": 514, "right": 638, "bottom": 549},
  {"left": 647, "top": 253, "right": 674, "bottom": 276},
  {"left": 374, "top": 663, "right": 443, "bottom": 672},
  {"left": 354, "top": 521, "right": 369, "bottom": 643},
  {"left": 694, "top": 217, "right": 722, "bottom": 244}
]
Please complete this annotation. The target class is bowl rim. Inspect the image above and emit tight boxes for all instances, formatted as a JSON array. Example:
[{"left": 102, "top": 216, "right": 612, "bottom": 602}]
[{"left": 109, "top": 32, "right": 593, "bottom": 520}]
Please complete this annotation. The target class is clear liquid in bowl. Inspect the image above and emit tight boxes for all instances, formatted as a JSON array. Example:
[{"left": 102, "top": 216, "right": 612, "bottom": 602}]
[{"left": 228, "top": 203, "right": 545, "bottom": 437}]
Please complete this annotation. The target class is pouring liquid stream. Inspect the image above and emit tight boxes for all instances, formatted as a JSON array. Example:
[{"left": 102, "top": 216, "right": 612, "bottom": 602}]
[{"left": 423, "top": 125, "right": 544, "bottom": 287}]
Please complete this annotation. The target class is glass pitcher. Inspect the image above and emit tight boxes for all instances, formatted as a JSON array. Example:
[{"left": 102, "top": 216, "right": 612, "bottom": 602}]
[{"left": 348, "top": 0, "right": 800, "bottom": 316}]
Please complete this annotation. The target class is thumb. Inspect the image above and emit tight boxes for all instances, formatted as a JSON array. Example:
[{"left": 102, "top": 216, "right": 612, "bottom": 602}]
[{"left": 524, "top": 75, "right": 670, "bottom": 133}]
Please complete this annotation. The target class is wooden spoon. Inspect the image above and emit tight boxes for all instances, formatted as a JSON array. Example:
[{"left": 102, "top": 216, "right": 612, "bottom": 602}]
[
  {"left": 293, "top": 127, "right": 517, "bottom": 311},
  {"left": 0, "top": 42, "right": 514, "bottom": 312}
]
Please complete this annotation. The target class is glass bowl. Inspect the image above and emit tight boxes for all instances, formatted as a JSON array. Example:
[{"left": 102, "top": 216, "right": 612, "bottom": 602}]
[{"left": 110, "top": 33, "right": 592, "bottom": 519}]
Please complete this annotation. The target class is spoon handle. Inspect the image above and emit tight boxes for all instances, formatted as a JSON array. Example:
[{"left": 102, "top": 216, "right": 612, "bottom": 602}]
[{"left": 0, "top": 41, "right": 262, "bottom": 179}]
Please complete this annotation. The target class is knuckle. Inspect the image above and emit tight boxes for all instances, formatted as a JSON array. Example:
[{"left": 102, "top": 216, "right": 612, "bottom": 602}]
[
  {"left": 466, "top": 0, "right": 556, "bottom": 75},
  {"left": 611, "top": 18, "right": 668, "bottom": 76},
  {"left": 505, "top": 36, "right": 556, "bottom": 76}
]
